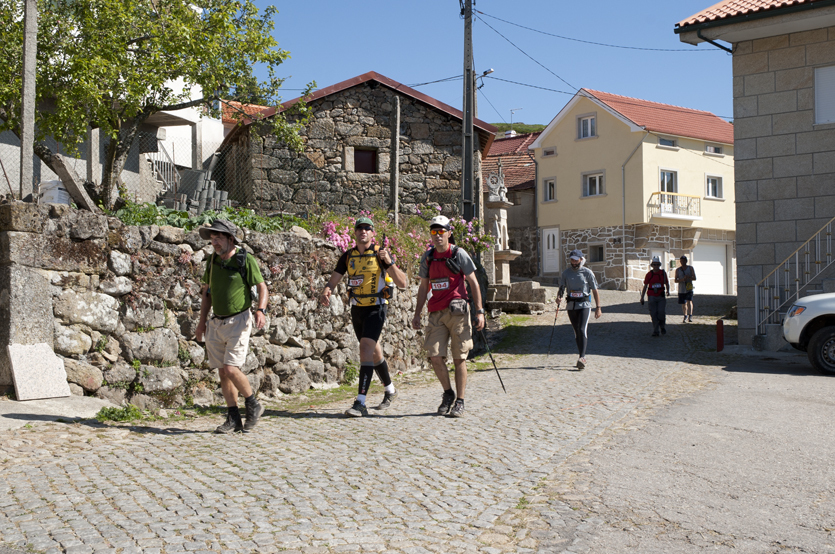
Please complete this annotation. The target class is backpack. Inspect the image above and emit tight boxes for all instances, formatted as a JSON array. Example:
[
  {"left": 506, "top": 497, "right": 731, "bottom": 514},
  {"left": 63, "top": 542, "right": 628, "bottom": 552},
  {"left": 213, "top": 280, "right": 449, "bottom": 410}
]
[
  {"left": 426, "top": 245, "right": 462, "bottom": 275},
  {"left": 207, "top": 248, "right": 255, "bottom": 305}
]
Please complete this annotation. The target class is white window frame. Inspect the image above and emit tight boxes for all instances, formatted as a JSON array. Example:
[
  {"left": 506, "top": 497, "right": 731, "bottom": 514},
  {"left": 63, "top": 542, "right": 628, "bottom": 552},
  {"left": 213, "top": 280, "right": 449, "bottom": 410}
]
[
  {"left": 705, "top": 144, "right": 724, "bottom": 156},
  {"left": 543, "top": 177, "right": 556, "bottom": 202},
  {"left": 582, "top": 172, "right": 605, "bottom": 197},
  {"left": 705, "top": 174, "right": 724, "bottom": 199},
  {"left": 815, "top": 65, "right": 835, "bottom": 125},
  {"left": 659, "top": 168, "right": 678, "bottom": 193},
  {"left": 577, "top": 113, "right": 597, "bottom": 139},
  {"left": 657, "top": 136, "right": 678, "bottom": 149},
  {"left": 542, "top": 146, "right": 556, "bottom": 158},
  {"left": 588, "top": 243, "right": 605, "bottom": 263}
]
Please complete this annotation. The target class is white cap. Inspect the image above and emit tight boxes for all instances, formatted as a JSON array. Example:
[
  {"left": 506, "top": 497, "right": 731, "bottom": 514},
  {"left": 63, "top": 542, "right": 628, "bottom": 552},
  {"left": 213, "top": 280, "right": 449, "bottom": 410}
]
[
  {"left": 651, "top": 255, "right": 661, "bottom": 264},
  {"left": 429, "top": 215, "right": 451, "bottom": 230}
]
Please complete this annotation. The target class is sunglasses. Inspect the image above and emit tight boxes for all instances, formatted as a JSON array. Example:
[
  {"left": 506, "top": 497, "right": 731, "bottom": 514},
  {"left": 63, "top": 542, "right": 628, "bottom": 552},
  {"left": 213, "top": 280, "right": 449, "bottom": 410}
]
[
  {"left": 356, "top": 226, "right": 373, "bottom": 231},
  {"left": 430, "top": 229, "right": 448, "bottom": 235}
]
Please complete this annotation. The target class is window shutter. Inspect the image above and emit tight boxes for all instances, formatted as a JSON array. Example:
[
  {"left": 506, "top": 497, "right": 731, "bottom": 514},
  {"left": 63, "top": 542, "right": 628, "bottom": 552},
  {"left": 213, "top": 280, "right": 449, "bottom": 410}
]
[{"left": 816, "top": 66, "right": 835, "bottom": 125}]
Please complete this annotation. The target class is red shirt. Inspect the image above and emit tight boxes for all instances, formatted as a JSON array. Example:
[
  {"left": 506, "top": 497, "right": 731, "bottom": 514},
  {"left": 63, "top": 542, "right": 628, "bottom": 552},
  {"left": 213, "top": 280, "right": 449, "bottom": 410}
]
[
  {"left": 427, "top": 248, "right": 468, "bottom": 312},
  {"left": 644, "top": 270, "right": 669, "bottom": 297}
]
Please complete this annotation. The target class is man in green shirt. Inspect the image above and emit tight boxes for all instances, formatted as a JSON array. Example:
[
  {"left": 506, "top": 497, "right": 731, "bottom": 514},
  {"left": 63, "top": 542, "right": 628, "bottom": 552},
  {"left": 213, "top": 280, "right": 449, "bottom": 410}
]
[{"left": 195, "top": 220, "right": 269, "bottom": 434}]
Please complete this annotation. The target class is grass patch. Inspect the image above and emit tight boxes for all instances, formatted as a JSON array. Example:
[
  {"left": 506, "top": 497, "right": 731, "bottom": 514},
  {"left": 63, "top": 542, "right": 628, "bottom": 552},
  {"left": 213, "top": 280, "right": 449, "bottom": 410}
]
[{"left": 95, "top": 404, "right": 145, "bottom": 422}]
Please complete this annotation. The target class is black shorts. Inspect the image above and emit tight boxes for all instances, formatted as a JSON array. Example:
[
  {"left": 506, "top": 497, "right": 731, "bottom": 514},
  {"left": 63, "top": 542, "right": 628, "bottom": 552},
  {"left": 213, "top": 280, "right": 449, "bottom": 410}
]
[
  {"left": 351, "top": 304, "right": 388, "bottom": 342},
  {"left": 678, "top": 291, "right": 694, "bottom": 304}
]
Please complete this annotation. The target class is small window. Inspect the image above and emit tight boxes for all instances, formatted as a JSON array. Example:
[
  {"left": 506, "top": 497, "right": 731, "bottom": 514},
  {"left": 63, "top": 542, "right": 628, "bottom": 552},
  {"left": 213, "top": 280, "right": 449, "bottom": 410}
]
[
  {"left": 578, "top": 116, "right": 596, "bottom": 139},
  {"left": 658, "top": 137, "right": 677, "bottom": 148},
  {"left": 815, "top": 65, "right": 835, "bottom": 124},
  {"left": 588, "top": 244, "right": 605, "bottom": 263},
  {"left": 354, "top": 149, "right": 377, "bottom": 174},
  {"left": 542, "top": 147, "right": 556, "bottom": 157},
  {"left": 705, "top": 144, "right": 723, "bottom": 155},
  {"left": 706, "top": 175, "right": 723, "bottom": 199},
  {"left": 544, "top": 178, "right": 556, "bottom": 201},
  {"left": 660, "top": 170, "right": 677, "bottom": 193},
  {"left": 583, "top": 173, "right": 604, "bottom": 197}
]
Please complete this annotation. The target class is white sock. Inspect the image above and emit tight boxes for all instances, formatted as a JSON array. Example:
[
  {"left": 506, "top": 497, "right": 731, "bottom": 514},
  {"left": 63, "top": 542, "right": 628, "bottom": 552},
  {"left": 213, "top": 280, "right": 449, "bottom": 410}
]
[
  {"left": 385, "top": 384, "right": 395, "bottom": 394},
  {"left": 357, "top": 394, "right": 366, "bottom": 405}
]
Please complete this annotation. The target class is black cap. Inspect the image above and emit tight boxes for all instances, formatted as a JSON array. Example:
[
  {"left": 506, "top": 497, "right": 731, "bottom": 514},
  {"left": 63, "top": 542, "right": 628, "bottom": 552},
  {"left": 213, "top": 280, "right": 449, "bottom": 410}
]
[
  {"left": 198, "top": 219, "right": 240, "bottom": 244},
  {"left": 680, "top": 255, "right": 688, "bottom": 262}
]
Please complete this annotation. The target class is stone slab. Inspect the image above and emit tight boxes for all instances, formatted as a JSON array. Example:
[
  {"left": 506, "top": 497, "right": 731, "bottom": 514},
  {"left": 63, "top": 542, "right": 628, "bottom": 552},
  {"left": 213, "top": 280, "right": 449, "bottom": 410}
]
[
  {"left": 486, "top": 300, "right": 546, "bottom": 315},
  {"left": 8, "top": 343, "right": 70, "bottom": 401}
]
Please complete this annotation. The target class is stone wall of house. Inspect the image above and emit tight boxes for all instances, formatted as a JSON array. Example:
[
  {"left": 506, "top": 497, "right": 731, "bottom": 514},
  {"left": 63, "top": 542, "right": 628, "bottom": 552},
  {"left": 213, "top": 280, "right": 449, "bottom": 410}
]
[
  {"left": 561, "top": 224, "right": 736, "bottom": 291},
  {"left": 508, "top": 226, "right": 538, "bottom": 278},
  {"left": 0, "top": 202, "right": 427, "bottom": 408},
  {"left": 222, "top": 82, "right": 481, "bottom": 217}
]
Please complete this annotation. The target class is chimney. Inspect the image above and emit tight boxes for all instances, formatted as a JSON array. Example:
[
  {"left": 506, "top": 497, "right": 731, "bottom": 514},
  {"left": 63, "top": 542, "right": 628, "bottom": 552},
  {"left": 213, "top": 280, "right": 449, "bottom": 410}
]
[{"left": 505, "top": 130, "right": 517, "bottom": 138}]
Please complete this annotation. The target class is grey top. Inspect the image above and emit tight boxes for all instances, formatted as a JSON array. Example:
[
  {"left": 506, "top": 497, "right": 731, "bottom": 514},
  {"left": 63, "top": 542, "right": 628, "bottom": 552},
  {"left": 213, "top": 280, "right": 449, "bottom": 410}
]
[
  {"left": 675, "top": 265, "right": 696, "bottom": 294},
  {"left": 418, "top": 246, "right": 477, "bottom": 278},
  {"left": 560, "top": 267, "right": 598, "bottom": 310}
]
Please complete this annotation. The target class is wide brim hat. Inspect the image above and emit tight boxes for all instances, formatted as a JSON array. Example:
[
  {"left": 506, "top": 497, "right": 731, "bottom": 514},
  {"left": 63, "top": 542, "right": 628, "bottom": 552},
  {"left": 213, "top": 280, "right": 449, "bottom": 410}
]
[{"left": 198, "top": 219, "right": 240, "bottom": 244}]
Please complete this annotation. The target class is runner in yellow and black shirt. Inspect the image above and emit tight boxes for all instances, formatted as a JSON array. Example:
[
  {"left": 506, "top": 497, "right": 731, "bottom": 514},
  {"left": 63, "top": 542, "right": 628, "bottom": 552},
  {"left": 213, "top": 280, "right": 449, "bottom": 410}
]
[{"left": 319, "top": 217, "right": 408, "bottom": 417}]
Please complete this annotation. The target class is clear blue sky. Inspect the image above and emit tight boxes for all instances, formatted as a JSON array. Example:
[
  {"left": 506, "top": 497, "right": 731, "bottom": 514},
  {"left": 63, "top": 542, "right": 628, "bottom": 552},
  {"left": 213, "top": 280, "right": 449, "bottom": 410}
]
[{"left": 258, "top": 0, "right": 732, "bottom": 126}]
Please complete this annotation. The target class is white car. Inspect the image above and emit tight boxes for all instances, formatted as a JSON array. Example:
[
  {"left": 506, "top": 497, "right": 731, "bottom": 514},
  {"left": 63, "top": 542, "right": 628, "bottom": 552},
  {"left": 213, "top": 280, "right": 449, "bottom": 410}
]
[{"left": 783, "top": 292, "right": 835, "bottom": 374}]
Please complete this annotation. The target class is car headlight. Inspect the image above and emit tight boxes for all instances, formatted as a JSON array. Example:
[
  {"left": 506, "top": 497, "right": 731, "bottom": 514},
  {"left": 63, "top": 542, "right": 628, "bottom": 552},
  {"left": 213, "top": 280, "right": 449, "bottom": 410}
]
[{"left": 787, "top": 305, "right": 806, "bottom": 317}]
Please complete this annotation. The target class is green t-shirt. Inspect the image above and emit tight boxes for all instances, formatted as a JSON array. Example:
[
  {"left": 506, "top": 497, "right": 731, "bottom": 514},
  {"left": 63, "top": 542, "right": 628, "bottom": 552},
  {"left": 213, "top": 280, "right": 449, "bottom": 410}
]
[{"left": 201, "top": 248, "right": 265, "bottom": 316}]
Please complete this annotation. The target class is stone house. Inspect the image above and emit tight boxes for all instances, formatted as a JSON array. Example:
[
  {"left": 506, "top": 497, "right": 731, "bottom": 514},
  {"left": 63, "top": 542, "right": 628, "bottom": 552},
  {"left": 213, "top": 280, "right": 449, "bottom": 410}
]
[
  {"left": 481, "top": 131, "right": 540, "bottom": 278},
  {"left": 217, "top": 71, "right": 497, "bottom": 217},
  {"left": 676, "top": 0, "right": 835, "bottom": 346},
  {"left": 530, "top": 89, "right": 737, "bottom": 291}
]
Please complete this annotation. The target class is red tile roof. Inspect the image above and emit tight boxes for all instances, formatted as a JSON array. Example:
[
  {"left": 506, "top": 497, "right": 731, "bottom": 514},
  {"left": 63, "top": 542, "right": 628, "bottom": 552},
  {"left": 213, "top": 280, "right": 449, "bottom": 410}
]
[
  {"left": 583, "top": 89, "right": 734, "bottom": 145},
  {"left": 221, "top": 101, "right": 271, "bottom": 125},
  {"left": 677, "top": 0, "right": 823, "bottom": 29},
  {"left": 483, "top": 133, "right": 538, "bottom": 191}
]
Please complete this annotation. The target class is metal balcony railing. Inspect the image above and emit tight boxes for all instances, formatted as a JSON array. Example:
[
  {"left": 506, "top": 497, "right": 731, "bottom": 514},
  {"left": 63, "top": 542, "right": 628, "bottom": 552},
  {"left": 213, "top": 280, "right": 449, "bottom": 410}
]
[
  {"left": 647, "top": 192, "right": 701, "bottom": 219},
  {"left": 146, "top": 140, "right": 180, "bottom": 194},
  {"left": 754, "top": 215, "right": 835, "bottom": 335}
]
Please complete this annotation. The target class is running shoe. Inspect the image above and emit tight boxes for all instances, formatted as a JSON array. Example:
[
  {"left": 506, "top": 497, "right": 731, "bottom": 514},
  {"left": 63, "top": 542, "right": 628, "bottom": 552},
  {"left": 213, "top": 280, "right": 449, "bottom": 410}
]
[
  {"left": 576, "top": 357, "right": 586, "bottom": 370},
  {"left": 438, "top": 390, "right": 456, "bottom": 415},
  {"left": 652, "top": 332, "right": 660, "bottom": 337},
  {"left": 243, "top": 400, "right": 264, "bottom": 433},
  {"left": 661, "top": 327, "right": 667, "bottom": 335},
  {"left": 447, "top": 399, "right": 465, "bottom": 418},
  {"left": 683, "top": 316, "right": 688, "bottom": 323},
  {"left": 214, "top": 414, "right": 243, "bottom": 434},
  {"left": 345, "top": 400, "right": 368, "bottom": 417},
  {"left": 375, "top": 390, "right": 398, "bottom": 410},
  {"left": 688, "top": 315, "right": 693, "bottom": 322}
]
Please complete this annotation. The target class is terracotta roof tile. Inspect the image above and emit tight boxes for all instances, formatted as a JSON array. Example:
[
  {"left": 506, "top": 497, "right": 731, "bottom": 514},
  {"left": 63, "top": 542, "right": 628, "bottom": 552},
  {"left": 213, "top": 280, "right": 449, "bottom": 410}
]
[
  {"left": 222, "top": 101, "right": 271, "bottom": 125},
  {"left": 677, "top": 0, "right": 821, "bottom": 28},
  {"left": 583, "top": 89, "right": 734, "bottom": 144},
  {"left": 487, "top": 132, "right": 542, "bottom": 156},
  {"left": 483, "top": 133, "right": 538, "bottom": 191}
]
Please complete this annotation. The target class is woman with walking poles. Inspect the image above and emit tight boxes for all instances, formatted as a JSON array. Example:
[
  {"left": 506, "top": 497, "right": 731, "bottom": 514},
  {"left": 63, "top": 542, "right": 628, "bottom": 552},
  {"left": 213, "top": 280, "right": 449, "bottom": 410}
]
[{"left": 556, "top": 249, "right": 602, "bottom": 370}]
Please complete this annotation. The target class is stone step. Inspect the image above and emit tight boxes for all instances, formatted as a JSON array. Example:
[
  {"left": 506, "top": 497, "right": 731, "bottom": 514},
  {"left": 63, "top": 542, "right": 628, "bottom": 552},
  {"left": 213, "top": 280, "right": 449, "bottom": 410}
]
[{"left": 486, "top": 301, "right": 546, "bottom": 315}]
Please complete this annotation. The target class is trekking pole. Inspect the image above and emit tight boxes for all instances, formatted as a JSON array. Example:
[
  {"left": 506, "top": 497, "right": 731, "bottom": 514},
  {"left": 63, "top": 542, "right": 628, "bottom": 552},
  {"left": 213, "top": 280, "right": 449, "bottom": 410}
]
[
  {"left": 479, "top": 329, "right": 507, "bottom": 393},
  {"left": 547, "top": 300, "right": 562, "bottom": 356}
]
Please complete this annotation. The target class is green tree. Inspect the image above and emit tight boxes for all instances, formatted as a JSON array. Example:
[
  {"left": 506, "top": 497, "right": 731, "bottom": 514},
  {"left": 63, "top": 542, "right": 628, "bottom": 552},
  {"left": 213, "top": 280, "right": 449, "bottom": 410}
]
[{"left": 0, "top": 0, "right": 312, "bottom": 208}]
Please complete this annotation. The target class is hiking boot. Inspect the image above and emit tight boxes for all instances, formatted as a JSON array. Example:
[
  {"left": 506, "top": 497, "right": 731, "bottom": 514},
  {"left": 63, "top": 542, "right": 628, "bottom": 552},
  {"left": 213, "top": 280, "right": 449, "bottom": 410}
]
[
  {"left": 683, "top": 316, "right": 688, "bottom": 323},
  {"left": 345, "top": 400, "right": 368, "bottom": 417},
  {"left": 438, "top": 390, "right": 456, "bottom": 415},
  {"left": 576, "top": 357, "right": 586, "bottom": 370},
  {"left": 651, "top": 331, "right": 660, "bottom": 337},
  {"left": 243, "top": 400, "right": 264, "bottom": 433},
  {"left": 688, "top": 315, "right": 693, "bottom": 323},
  {"left": 447, "top": 399, "right": 465, "bottom": 418},
  {"left": 661, "top": 327, "right": 667, "bottom": 335},
  {"left": 375, "top": 390, "right": 398, "bottom": 410},
  {"left": 214, "top": 414, "right": 243, "bottom": 434}
]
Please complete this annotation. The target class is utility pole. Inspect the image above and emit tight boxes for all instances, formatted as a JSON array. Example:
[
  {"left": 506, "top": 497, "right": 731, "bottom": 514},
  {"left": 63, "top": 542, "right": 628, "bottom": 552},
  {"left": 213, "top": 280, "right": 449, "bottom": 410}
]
[
  {"left": 461, "top": 0, "right": 475, "bottom": 222},
  {"left": 19, "top": 0, "right": 38, "bottom": 199}
]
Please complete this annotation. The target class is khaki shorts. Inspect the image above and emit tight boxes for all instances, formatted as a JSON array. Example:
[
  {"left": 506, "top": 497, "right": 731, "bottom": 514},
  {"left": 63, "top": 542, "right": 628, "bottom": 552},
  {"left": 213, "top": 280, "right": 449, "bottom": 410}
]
[
  {"left": 205, "top": 310, "right": 252, "bottom": 369},
  {"left": 424, "top": 307, "right": 473, "bottom": 360}
]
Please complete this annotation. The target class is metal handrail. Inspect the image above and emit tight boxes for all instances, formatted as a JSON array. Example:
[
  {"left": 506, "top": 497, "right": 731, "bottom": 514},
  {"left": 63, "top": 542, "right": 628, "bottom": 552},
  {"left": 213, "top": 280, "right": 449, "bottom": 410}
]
[
  {"left": 647, "top": 191, "right": 701, "bottom": 219},
  {"left": 754, "top": 214, "right": 835, "bottom": 335},
  {"left": 146, "top": 140, "right": 181, "bottom": 194}
]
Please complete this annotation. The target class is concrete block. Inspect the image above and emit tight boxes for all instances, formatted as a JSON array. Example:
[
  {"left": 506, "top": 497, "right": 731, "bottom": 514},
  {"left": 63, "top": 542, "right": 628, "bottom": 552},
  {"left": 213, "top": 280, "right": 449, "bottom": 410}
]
[
  {"left": 772, "top": 110, "right": 814, "bottom": 135},
  {"left": 752, "top": 324, "right": 786, "bottom": 351},
  {"left": 734, "top": 96, "right": 758, "bottom": 119},
  {"left": 0, "top": 266, "right": 53, "bottom": 387},
  {"left": 736, "top": 158, "right": 773, "bottom": 181},
  {"left": 798, "top": 88, "right": 815, "bottom": 111},
  {"left": 806, "top": 42, "right": 835, "bottom": 66},
  {"left": 798, "top": 173, "right": 835, "bottom": 197},
  {"left": 773, "top": 154, "right": 812, "bottom": 178},
  {"left": 734, "top": 138, "right": 757, "bottom": 160},
  {"left": 733, "top": 75, "right": 744, "bottom": 98},
  {"left": 774, "top": 197, "right": 816, "bottom": 221},
  {"left": 737, "top": 264, "right": 764, "bottom": 287},
  {"left": 789, "top": 28, "right": 828, "bottom": 46},
  {"left": 823, "top": 278, "right": 835, "bottom": 293},
  {"left": 736, "top": 222, "right": 757, "bottom": 244},
  {"left": 743, "top": 72, "right": 775, "bottom": 95},
  {"left": 753, "top": 35, "right": 789, "bottom": 52},
  {"left": 508, "top": 281, "right": 541, "bottom": 302},
  {"left": 735, "top": 40, "right": 753, "bottom": 55},
  {"left": 8, "top": 343, "right": 70, "bottom": 401},
  {"left": 758, "top": 91, "right": 797, "bottom": 116},
  {"left": 757, "top": 221, "right": 797, "bottom": 243},
  {"left": 757, "top": 177, "right": 797, "bottom": 200},
  {"left": 767, "top": 46, "right": 806, "bottom": 72},
  {"left": 734, "top": 115, "right": 773, "bottom": 139},
  {"left": 796, "top": 129, "right": 835, "bottom": 154},
  {"left": 737, "top": 243, "right": 775, "bottom": 265},
  {"left": 775, "top": 66, "right": 814, "bottom": 91},
  {"left": 813, "top": 151, "right": 835, "bottom": 174},
  {"left": 812, "top": 194, "right": 835, "bottom": 219},
  {"left": 796, "top": 218, "right": 833, "bottom": 243},
  {"left": 736, "top": 181, "right": 758, "bottom": 202},
  {"left": 736, "top": 199, "right": 774, "bottom": 224},
  {"left": 734, "top": 52, "right": 769, "bottom": 77},
  {"left": 492, "top": 284, "right": 510, "bottom": 301},
  {"left": 757, "top": 135, "right": 795, "bottom": 157}
]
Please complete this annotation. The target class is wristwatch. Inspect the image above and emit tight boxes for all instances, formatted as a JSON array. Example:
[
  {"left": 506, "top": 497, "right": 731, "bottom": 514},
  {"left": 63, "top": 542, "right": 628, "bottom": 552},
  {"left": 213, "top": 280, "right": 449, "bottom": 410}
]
[
  {"left": 476, "top": 308, "right": 486, "bottom": 315},
  {"left": 255, "top": 308, "right": 267, "bottom": 314}
]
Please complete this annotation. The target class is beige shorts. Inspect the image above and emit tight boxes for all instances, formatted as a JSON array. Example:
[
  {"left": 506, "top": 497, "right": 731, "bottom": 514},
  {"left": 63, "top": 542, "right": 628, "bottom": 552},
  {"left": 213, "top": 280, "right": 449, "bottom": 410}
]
[
  {"left": 205, "top": 310, "right": 252, "bottom": 369},
  {"left": 424, "top": 307, "right": 473, "bottom": 360}
]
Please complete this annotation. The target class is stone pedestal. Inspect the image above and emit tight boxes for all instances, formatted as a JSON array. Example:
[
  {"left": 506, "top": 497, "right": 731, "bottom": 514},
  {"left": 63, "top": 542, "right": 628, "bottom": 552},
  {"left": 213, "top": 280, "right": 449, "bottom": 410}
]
[{"left": 484, "top": 199, "right": 518, "bottom": 285}]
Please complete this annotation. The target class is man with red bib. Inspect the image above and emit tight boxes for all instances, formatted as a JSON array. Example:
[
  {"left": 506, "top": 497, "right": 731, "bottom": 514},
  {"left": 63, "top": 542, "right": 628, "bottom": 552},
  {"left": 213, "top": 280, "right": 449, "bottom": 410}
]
[{"left": 412, "top": 215, "right": 485, "bottom": 418}]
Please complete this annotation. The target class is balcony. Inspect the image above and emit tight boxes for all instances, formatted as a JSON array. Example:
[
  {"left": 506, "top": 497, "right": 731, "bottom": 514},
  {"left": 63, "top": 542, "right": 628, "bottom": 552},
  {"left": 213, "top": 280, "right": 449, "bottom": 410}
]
[{"left": 647, "top": 192, "right": 702, "bottom": 222}]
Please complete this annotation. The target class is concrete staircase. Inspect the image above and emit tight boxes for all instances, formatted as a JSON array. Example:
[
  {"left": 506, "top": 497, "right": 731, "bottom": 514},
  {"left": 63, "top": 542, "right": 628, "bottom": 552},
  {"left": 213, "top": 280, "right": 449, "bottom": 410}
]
[{"left": 753, "top": 278, "right": 835, "bottom": 351}]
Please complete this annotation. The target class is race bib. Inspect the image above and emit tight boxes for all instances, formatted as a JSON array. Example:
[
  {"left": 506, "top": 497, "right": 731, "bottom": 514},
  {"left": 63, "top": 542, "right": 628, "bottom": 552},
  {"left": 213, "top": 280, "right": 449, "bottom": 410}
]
[
  {"left": 651, "top": 283, "right": 663, "bottom": 289},
  {"left": 431, "top": 278, "right": 450, "bottom": 291},
  {"left": 569, "top": 291, "right": 585, "bottom": 298},
  {"left": 348, "top": 276, "right": 364, "bottom": 288}
]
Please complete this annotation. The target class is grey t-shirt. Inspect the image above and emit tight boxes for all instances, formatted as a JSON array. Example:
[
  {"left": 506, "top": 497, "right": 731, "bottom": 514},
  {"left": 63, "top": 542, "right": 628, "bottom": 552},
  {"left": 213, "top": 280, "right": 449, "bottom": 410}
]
[
  {"left": 675, "top": 265, "right": 696, "bottom": 294},
  {"left": 418, "top": 246, "right": 477, "bottom": 278},
  {"left": 560, "top": 267, "right": 598, "bottom": 310}
]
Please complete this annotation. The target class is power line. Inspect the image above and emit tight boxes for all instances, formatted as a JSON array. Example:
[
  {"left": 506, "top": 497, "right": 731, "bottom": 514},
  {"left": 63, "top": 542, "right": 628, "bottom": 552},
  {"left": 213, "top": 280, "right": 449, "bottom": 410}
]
[
  {"left": 477, "top": 88, "right": 506, "bottom": 123},
  {"left": 476, "top": 10, "right": 719, "bottom": 53},
  {"left": 408, "top": 75, "right": 462, "bottom": 87}
]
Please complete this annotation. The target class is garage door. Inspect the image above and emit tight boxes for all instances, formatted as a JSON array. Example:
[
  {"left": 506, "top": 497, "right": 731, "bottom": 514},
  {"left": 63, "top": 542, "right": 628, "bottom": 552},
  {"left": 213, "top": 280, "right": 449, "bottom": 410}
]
[{"left": 692, "top": 242, "right": 727, "bottom": 294}]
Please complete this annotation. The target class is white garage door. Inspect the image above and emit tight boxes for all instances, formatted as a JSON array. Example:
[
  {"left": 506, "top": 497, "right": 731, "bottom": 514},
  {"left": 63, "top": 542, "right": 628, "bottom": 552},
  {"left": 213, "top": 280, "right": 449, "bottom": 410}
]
[{"left": 692, "top": 242, "right": 727, "bottom": 294}]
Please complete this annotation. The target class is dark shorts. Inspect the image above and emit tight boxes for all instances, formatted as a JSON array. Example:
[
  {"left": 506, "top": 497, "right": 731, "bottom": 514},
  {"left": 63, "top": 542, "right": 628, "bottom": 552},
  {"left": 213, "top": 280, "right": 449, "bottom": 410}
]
[
  {"left": 678, "top": 291, "right": 694, "bottom": 304},
  {"left": 350, "top": 304, "right": 388, "bottom": 342}
]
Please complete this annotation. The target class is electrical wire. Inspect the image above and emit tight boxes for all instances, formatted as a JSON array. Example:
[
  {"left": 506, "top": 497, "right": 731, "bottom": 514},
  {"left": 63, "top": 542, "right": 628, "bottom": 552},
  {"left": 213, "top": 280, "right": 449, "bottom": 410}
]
[
  {"left": 477, "top": 88, "right": 507, "bottom": 123},
  {"left": 476, "top": 10, "right": 718, "bottom": 53},
  {"left": 408, "top": 75, "right": 462, "bottom": 87}
]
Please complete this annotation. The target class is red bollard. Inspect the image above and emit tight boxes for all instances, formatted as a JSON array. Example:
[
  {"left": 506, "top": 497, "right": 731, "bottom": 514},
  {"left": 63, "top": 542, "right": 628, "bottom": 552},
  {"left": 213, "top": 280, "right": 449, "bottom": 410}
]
[{"left": 716, "top": 319, "right": 724, "bottom": 352}]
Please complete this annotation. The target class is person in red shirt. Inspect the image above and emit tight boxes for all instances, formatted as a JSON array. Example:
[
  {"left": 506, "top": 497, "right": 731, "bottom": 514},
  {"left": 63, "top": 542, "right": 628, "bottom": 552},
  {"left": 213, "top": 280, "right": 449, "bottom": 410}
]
[
  {"left": 640, "top": 256, "right": 671, "bottom": 337},
  {"left": 412, "top": 215, "right": 485, "bottom": 418}
]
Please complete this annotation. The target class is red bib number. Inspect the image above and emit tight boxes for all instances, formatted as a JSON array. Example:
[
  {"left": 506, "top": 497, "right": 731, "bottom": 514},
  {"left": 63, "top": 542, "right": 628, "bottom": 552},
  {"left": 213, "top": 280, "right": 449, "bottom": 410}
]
[
  {"left": 431, "top": 278, "right": 450, "bottom": 291},
  {"left": 348, "top": 276, "right": 364, "bottom": 287},
  {"left": 569, "top": 291, "right": 585, "bottom": 298}
]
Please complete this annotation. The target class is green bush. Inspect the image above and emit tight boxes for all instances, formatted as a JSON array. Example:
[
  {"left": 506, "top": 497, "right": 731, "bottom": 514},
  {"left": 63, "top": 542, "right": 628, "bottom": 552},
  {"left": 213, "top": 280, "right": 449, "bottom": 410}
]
[{"left": 95, "top": 404, "right": 144, "bottom": 422}]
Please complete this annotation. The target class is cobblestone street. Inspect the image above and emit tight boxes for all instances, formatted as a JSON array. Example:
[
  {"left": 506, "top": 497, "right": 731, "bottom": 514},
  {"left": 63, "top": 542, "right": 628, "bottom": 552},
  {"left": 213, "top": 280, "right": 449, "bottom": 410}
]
[{"left": 2, "top": 290, "right": 831, "bottom": 554}]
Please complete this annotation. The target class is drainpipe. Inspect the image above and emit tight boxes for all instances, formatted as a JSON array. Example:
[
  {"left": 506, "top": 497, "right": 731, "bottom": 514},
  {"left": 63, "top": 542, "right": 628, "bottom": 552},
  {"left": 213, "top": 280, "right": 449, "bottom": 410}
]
[
  {"left": 696, "top": 29, "right": 733, "bottom": 54},
  {"left": 621, "top": 131, "right": 649, "bottom": 291},
  {"left": 534, "top": 155, "right": 541, "bottom": 278}
]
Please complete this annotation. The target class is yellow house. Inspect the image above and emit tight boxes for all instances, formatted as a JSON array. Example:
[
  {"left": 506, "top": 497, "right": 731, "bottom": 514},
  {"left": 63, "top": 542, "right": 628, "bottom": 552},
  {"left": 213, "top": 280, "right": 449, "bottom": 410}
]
[{"left": 530, "top": 89, "right": 736, "bottom": 292}]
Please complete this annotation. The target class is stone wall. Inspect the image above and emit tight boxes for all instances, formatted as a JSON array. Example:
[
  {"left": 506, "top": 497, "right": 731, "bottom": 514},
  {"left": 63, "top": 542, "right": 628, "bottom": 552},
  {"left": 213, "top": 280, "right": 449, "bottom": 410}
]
[
  {"left": 221, "top": 81, "right": 481, "bottom": 217},
  {"left": 731, "top": 27, "right": 835, "bottom": 345},
  {"left": 0, "top": 202, "right": 426, "bottom": 408},
  {"left": 508, "top": 226, "right": 538, "bottom": 278}
]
